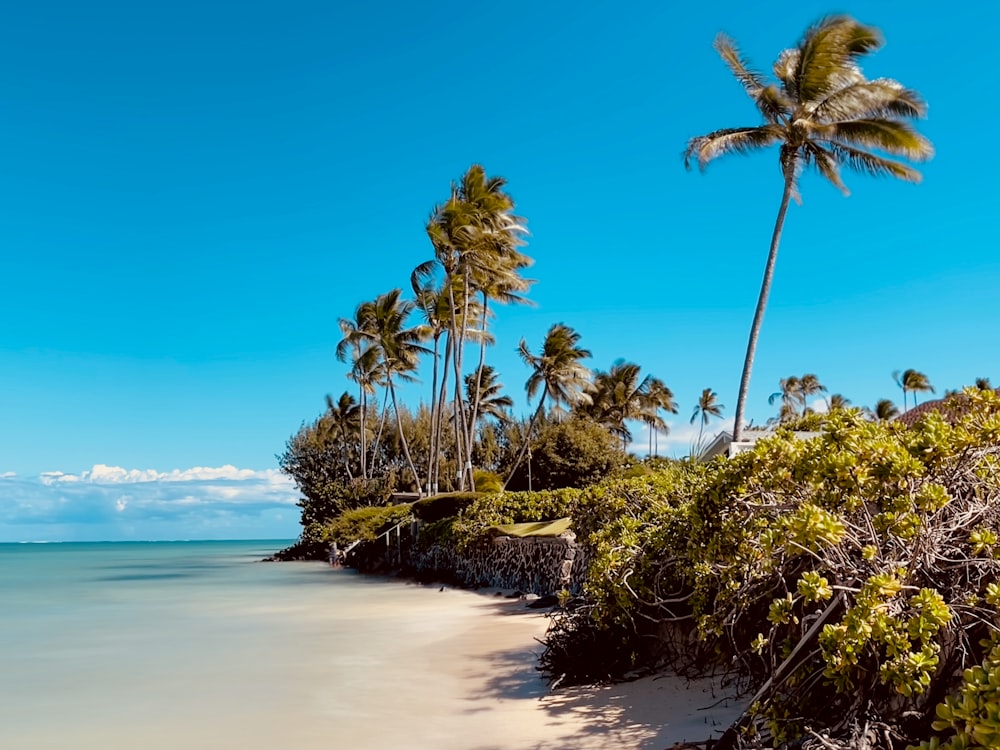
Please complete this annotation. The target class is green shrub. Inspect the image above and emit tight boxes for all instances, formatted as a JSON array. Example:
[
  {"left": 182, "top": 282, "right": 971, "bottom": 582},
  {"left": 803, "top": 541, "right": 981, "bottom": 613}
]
[
  {"left": 548, "top": 389, "right": 1000, "bottom": 748},
  {"left": 473, "top": 469, "right": 503, "bottom": 493},
  {"left": 323, "top": 503, "right": 412, "bottom": 545},
  {"left": 411, "top": 492, "right": 481, "bottom": 523}
]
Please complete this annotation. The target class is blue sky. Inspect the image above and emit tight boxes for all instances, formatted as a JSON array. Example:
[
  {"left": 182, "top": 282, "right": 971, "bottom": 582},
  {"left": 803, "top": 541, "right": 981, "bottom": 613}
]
[{"left": 1, "top": 0, "right": 997, "bottom": 541}]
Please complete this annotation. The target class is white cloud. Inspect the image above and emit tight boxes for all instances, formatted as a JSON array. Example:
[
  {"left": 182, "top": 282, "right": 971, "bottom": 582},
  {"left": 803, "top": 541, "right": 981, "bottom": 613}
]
[{"left": 0, "top": 464, "right": 301, "bottom": 542}]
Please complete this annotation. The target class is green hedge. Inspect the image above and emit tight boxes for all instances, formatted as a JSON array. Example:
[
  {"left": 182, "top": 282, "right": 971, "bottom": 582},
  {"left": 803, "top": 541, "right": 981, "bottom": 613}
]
[
  {"left": 411, "top": 492, "right": 482, "bottom": 523},
  {"left": 322, "top": 503, "right": 412, "bottom": 545}
]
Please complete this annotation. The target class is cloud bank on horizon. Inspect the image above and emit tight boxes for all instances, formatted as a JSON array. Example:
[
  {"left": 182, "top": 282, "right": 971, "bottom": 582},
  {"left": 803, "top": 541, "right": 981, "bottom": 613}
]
[{"left": 0, "top": 464, "right": 301, "bottom": 543}]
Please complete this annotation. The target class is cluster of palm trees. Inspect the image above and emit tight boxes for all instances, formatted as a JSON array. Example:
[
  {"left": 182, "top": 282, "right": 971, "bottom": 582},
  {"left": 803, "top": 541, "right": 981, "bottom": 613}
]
[
  {"left": 758, "top": 368, "right": 945, "bottom": 425},
  {"left": 326, "top": 166, "right": 693, "bottom": 497}
]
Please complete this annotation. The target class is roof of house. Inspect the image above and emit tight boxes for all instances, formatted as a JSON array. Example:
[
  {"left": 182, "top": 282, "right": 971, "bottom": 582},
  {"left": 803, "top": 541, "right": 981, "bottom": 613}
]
[{"left": 895, "top": 389, "right": 999, "bottom": 427}]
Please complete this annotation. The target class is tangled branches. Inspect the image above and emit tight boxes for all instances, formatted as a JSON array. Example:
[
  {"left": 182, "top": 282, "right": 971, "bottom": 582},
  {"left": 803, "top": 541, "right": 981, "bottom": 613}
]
[{"left": 560, "top": 389, "right": 1000, "bottom": 749}]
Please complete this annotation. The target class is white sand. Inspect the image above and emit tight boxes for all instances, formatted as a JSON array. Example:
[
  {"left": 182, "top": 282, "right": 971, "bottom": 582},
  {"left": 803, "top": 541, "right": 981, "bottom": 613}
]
[{"left": 327, "top": 581, "right": 747, "bottom": 750}]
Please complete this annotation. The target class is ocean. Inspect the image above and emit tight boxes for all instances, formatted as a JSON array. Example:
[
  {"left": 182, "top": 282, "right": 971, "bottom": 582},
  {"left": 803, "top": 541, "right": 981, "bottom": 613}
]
[{"left": 0, "top": 540, "right": 564, "bottom": 750}]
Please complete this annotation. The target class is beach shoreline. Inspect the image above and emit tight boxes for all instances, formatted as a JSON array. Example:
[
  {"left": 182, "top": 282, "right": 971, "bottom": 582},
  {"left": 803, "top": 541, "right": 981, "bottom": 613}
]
[{"left": 353, "top": 574, "right": 745, "bottom": 750}]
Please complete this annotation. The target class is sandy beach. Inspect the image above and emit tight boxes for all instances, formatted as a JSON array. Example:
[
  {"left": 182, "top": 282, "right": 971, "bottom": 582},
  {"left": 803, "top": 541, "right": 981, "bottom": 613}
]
[{"left": 322, "top": 576, "right": 745, "bottom": 750}]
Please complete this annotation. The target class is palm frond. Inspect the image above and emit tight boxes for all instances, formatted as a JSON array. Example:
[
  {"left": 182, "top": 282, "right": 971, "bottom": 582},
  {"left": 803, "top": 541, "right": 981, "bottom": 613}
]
[
  {"left": 828, "top": 142, "right": 923, "bottom": 182},
  {"left": 823, "top": 119, "right": 933, "bottom": 161},
  {"left": 714, "top": 33, "right": 768, "bottom": 98},
  {"left": 773, "top": 49, "right": 800, "bottom": 100},
  {"left": 796, "top": 16, "right": 881, "bottom": 105},
  {"left": 684, "top": 126, "right": 781, "bottom": 170},
  {"left": 812, "top": 78, "right": 927, "bottom": 122},
  {"left": 804, "top": 142, "right": 848, "bottom": 194}
]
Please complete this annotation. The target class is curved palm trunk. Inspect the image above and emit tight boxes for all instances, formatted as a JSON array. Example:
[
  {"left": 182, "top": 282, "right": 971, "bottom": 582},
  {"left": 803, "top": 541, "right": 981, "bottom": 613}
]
[
  {"left": 503, "top": 388, "right": 548, "bottom": 490},
  {"left": 387, "top": 376, "right": 421, "bottom": 490},
  {"left": 732, "top": 173, "right": 795, "bottom": 443}
]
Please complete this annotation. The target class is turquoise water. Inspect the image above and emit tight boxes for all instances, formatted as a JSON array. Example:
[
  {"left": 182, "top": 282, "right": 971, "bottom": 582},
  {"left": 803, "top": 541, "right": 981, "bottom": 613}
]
[
  {"left": 0, "top": 541, "right": 561, "bottom": 750},
  {"left": 0, "top": 541, "right": 370, "bottom": 748}
]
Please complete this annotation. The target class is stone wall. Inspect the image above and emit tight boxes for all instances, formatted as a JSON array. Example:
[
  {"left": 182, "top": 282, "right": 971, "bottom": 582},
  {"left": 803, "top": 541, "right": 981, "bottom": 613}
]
[
  {"left": 345, "top": 522, "right": 591, "bottom": 595},
  {"left": 407, "top": 534, "right": 588, "bottom": 595}
]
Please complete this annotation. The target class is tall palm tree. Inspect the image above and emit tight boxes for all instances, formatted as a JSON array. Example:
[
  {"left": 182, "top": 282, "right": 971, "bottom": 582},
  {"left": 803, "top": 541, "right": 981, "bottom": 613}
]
[
  {"left": 685, "top": 16, "right": 932, "bottom": 441},
  {"left": 336, "top": 309, "right": 383, "bottom": 479},
  {"left": 641, "top": 377, "right": 677, "bottom": 457},
  {"left": 504, "top": 324, "right": 592, "bottom": 489},
  {"left": 422, "top": 164, "right": 530, "bottom": 490},
  {"left": 893, "top": 368, "right": 934, "bottom": 411},
  {"left": 411, "top": 275, "right": 454, "bottom": 494},
  {"left": 691, "top": 388, "right": 725, "bottom": 449},
  {"left": 350, "top": 289, "right": 431, "bottom": 489}
]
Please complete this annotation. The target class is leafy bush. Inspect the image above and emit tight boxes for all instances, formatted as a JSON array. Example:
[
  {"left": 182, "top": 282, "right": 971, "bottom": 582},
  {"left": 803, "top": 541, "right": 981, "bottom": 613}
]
[
  {"left": 506, "top": 417, "right": 625, "bottom": 491},
  {"left": 546, "top": 389, "right": 1000, "bottom": 749},
  {"left": 411, "top": 492, "right": 481, "bottom": 523},
  {"left": 473, "top": 469, "right": 503, "bottom": 493},
  {"left": 323, "top": 503, "right": 412, "bottom": 546}
]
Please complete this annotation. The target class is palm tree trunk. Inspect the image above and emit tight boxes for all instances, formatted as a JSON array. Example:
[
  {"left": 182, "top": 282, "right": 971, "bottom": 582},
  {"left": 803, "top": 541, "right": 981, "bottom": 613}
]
[
  {"left": 387, "top": 376, "right": 421, "bottom": 489},
  {"left": 425, "top": 334, "right": 441, "bottom": 495},
  {"left": 445, "top": 280, "right": 468, "bottom": 488},
  {"left": 732, "top": 170, "right": 796, "bottom": 443},
  {"left": 503, "top": 388, "right": 548, "bottom": 490},
  {"left": 359, "top": 384, "right": 367, "bottom": 479},
  {"left": 369, "top": 391, "right": 390, "bottom": 479},
  {"left": 465, "top": 292, "right": 491, "bottom": 487},
  {"left": 340, "top": 425, "right": 354, "bottom": 481},
  {"left": 434, "top": 336, "right": 453, "bottom": 493}
]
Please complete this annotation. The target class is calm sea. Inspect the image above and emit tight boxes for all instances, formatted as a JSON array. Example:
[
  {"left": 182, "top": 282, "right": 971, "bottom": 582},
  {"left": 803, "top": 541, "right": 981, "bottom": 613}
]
[{"left": 0, "top": 540, "right": 479, "bottom": 749}]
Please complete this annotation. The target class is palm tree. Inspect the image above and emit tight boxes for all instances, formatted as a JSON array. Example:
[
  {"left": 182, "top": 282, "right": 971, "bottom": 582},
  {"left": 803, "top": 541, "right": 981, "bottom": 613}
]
[
  {"left": 975, "top": 377, "right": 993, "bottom": 391},
  {"left": 827, "top": 393, "right": 851, "bottom": 410},
  {"left": 871, "top": 398, "right": 900, "bottom": 421},
  {"left": 584, "top": 359, "right": 655, "bottom": 449},
  {"left": 336, "top": 308, "right": 383, "bottom": 479},
  {"left": 504, "top": 324, "right": 592, "bottom": 489},
  {"left": 691, "top": 388, "right": 725, "bottom": 449},
  {"left": 422, "top": 164, "right": 530, "bottom": 490},
  {"left": 893, "top": 368, "right": 935, "bottom": 411},
  {"left": 350, "top": 289, "right": 431, "bottom": 489},
  {"left": 798, "top": 373, "right": 828, "bottom": 414},
  {"left": 464, "top": 365, "right": 513, "bottom": 427},
  {"left": 324, "top": 392, "right": 360, "bottom": 480},
  {"left": 769, "top": 376, "right": 803, "bottom": 421},
  {"left": 685, "top": 16, "right": 932, "bottom": 441},
  {"left": 641, "top": 378, "right": 677, "bottom": 457}
]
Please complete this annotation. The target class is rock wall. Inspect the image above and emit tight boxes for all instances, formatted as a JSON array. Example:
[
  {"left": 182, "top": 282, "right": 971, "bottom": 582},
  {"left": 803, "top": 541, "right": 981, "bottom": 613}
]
[
  {"left": 343, "top": 521, "right": 591, "bottom": 595},
  {"left": 407, "top": 535, "right": 588, "bottom": 595}
]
